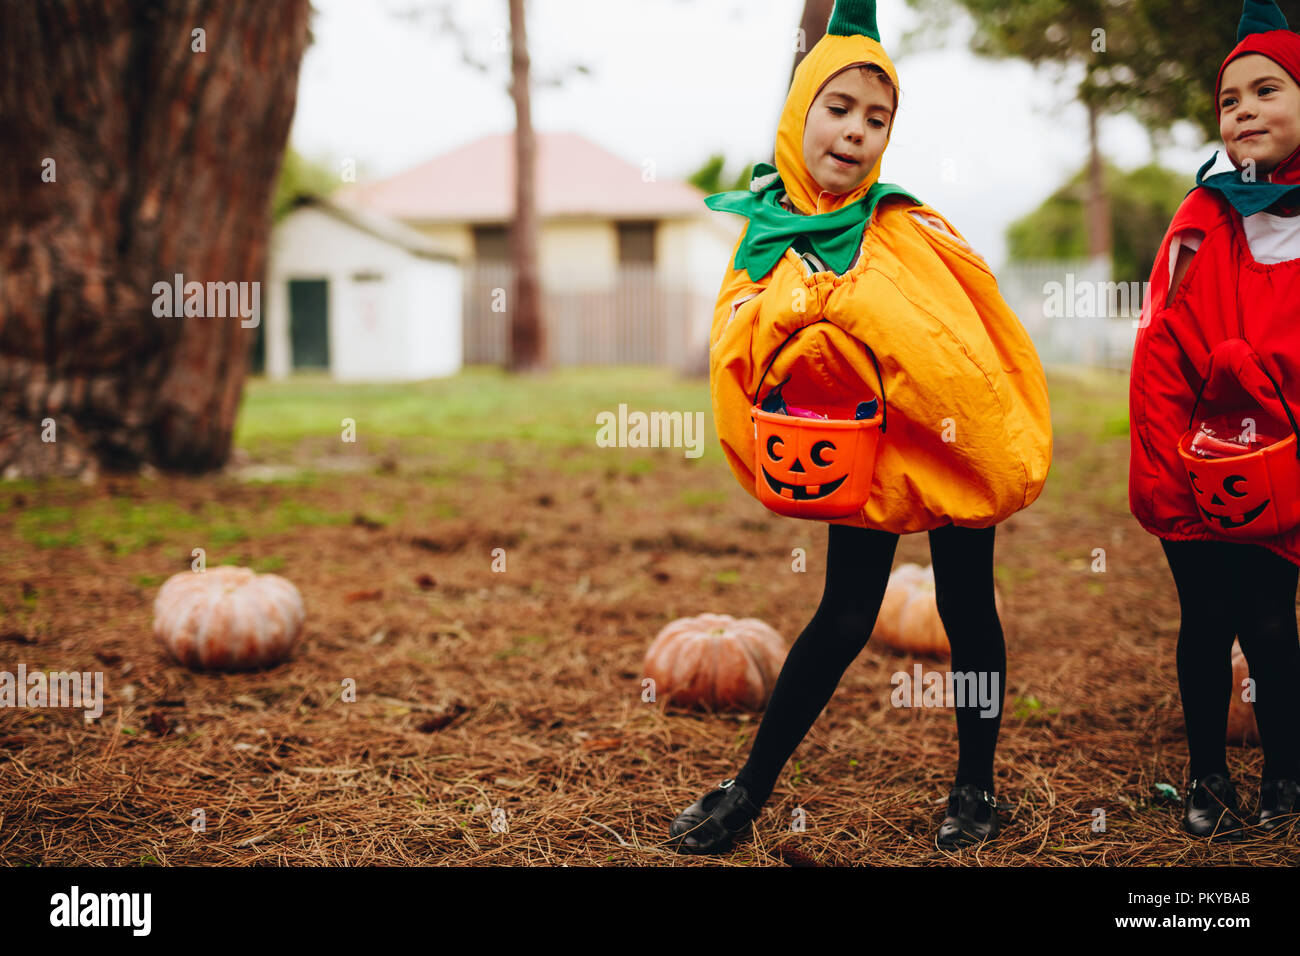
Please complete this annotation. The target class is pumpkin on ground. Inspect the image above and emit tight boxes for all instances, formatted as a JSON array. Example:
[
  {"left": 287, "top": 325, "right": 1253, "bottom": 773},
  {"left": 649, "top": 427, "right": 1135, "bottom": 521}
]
[
  {"left": 1227, "top": 638, "right": 1260, "bottom": 747},
  {"left": 153, "top": 566, "right": 304, "bottom": 670},
  {"left": 643, "top": 613, "right": 787, "bottom": 711},
  {"left": 870, "top": 563, "right": 1004, "bottom": 658}
]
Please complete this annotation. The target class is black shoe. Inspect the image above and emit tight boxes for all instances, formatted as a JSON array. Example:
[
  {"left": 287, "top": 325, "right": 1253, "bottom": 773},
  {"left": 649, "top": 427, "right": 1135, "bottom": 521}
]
[
  {"left": 1182, "top": 773, "right": 1247, "bottom": 841},
  {"left": 935, "top": 784, "right": 1001, "bottom": 850},
  {"left": 1257, "top": 778, "right": 1300, "bottom": 834},
  {"left": 667, "top": 778, "right": 762, "bottom": 854}
]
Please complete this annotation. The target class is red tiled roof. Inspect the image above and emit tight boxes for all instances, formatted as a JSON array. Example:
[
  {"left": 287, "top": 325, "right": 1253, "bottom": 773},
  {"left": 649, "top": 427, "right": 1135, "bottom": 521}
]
[{"left": 335, "top": 130, "right": 708, "bottom": 223}]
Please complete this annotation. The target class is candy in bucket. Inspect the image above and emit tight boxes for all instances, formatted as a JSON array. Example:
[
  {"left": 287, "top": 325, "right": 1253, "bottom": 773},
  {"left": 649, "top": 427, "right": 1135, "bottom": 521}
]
[
  {"left": 1187, "top": 412, "right": 1286, "bottom": 459},
  {"left": 1175, "top": 378, "right": 1300, "bottom": 538},
  {"left": 761, "top": 379, "right": 879, "bottom": 422},
  {"left": 749, "top": 321, "right": 887, "bottom": 521}
]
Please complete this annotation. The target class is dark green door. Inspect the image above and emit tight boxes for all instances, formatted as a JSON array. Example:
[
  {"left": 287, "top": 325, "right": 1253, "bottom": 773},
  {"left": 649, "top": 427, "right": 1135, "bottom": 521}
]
[
  {"left": 248, "top": 319, "right": 266, "bottom": 375},
  {"left": 289, "top": 279, "right": 330, "bottom": 371}
]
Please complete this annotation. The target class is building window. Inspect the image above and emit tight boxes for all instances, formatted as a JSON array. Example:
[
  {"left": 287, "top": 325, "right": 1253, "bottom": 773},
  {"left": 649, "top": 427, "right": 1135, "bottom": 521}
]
[
  {"left": 473, "top": 224, "right": 510, "bottom": 263},
  {"left": 617, "top": 221, "right": 656, "bottom": 265}
]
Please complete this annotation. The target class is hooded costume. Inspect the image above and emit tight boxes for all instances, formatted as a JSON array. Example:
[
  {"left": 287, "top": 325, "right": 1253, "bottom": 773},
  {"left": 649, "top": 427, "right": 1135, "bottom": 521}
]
[
  {"left": 1129, "top": 0, "right": 1300, "bottom": 567},
  {"left": 705, "top": 0, "right": 1052, "bottom": 532}
]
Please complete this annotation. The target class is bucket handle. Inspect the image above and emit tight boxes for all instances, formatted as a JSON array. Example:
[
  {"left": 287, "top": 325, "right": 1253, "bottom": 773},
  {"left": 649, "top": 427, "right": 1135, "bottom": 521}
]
[
  {"left": 1186, "top": 354, "right": 1300, "bottom": 460},
  {"left": 750, "top": 319, "right": 887, "bottom": 434}
]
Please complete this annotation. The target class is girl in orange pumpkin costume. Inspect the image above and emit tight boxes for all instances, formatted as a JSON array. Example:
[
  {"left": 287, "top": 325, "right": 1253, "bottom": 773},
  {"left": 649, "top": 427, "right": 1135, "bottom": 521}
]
[{"left": 666, "top": 0, "right": 1052, "bottom": 853}]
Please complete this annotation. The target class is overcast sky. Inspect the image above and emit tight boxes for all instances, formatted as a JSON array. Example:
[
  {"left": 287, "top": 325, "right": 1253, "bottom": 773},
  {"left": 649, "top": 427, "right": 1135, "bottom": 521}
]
[{"left": 291, "top": 0, "right": 1221, "bottom": 269}]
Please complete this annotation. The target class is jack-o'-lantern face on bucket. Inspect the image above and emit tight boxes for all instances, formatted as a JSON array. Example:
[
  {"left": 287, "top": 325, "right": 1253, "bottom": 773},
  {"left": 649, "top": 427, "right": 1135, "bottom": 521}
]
[
  {"left": 1187, "top": 469, "right": 1271, "bottom": 530},
  {"left": 762, "top": 433, "right": 848, "bottom": 501}
]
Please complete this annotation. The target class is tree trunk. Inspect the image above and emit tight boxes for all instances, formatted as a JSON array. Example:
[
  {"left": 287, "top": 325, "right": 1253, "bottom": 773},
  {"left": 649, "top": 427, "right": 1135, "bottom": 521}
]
[
  {"left": 773, "top": 0, "right": 835, "bottom": 165},
  {"left": 507, "top": 0, "right": 545, "bottom": 372},
  {"left": 790, "top": 0, "right": 834, "bottom": 88},
  {"left": 0, "top": 0, "right": 311, "bottom": 478},
  {"left": 1085, "top": 100, "right": 1113, "bottom": 277}
]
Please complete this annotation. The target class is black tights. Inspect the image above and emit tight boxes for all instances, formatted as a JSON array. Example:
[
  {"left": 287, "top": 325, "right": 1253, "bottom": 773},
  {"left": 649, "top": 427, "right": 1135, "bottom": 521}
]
[
  {"left": 734, "top": 522, "right": 1006, "bottom": 808},
  {"left": 1160, "top": 539, "right": 1300, "bottom": 782}
]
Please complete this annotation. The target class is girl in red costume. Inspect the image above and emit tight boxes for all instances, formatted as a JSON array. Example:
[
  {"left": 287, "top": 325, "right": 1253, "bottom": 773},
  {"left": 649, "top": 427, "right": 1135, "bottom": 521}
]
[{"left": 1130, "top": 0, "right": 1300, "bottom": 840}]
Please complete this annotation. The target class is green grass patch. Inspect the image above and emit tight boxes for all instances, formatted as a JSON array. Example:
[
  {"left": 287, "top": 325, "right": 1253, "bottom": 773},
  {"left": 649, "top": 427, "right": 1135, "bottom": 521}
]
[
  {"left": 16, "top": 490, "right": 352, "bottom": 554},
  {"left": 17, "top": 500, "right": 197, "bottom": 553},
  {"left": 1101, "top": 413, "right": 1130, "bottom": 438},
  {"left": 678, "top": 489, "right": 728, "bottom": 509},
  {"left": 1044, "top": 366, "right": 1130, "bottom": 442},
  {"left": 207, "top": 525, "right": 250, "bottom": 546},
  {"left": 235, "top": 366, "right": 718, "bottom": 477},
  {"left": 1011, "top": 694, "right": 1060, "bottom": 722},
  {"left": 229, "top": 365, "right": 1131, "bottom": 493},
  {"left": 1, "top": 364, "right": 1139, "bottom": 561},
  {"left": 1027, "top": 367, "right": 1134, "bottom": 519}
]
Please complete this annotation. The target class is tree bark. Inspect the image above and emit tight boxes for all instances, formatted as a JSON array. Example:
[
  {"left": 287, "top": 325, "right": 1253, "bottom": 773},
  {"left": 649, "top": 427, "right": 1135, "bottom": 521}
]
[
  {"left": 772, "top": 0, "right": 834, "bottom": 166},
  {"left": 0, "top": 0, "right": 312, "bottom": 478},
  {"left": 1085, "top": 100, "right": 1113, "bottom": 276},
  {"left": 790, "top": 0, "right": 834, "bottom": 88},
  {"left": 507, "top": 0, "right": 545, "bottom": 372}
]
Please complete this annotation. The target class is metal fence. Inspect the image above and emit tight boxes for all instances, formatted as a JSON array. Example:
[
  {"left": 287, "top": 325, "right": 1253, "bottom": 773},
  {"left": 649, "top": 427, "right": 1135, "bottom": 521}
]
[
  {"left": 994, "top": 258, "right": 1145, "bottom": 373},
  {"left": 463, "top": 262, "right": 709, "bottom": 372},
  {"left": 463, "top": 259, "right": 1145, "bottom": 375}
]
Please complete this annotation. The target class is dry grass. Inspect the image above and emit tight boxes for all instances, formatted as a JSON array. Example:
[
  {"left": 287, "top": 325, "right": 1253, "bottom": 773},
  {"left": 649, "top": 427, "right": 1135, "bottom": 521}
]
[{"left": 1, "top": 370, "right": 1297, "bottom": 866}]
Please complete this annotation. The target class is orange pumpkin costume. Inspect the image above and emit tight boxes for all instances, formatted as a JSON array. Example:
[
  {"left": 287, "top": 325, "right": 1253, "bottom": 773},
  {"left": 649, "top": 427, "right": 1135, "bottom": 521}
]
[{"left": 706, "top": 10, "right": 1052, "bottom": 532}]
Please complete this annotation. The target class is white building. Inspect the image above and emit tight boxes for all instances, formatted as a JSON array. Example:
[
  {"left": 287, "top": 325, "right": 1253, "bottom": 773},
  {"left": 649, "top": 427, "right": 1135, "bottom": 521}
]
[
  {"left": 262, "top": 196, "right": 463, "bottom": 382},
  {"left": 334, "top": 130, "right": 738, "bottom": 374}
]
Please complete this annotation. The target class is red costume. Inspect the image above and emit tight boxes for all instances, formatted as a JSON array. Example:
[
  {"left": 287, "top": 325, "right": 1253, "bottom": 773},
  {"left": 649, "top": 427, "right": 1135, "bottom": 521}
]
[{"left": 1129, "top": 17, "right": 1300, "bottom": 569}]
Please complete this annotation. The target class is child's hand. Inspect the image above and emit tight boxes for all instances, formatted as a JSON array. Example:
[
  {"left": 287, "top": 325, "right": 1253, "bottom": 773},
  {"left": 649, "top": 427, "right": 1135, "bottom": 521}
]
[{"left": 911, "top": 210, "right": 985, "bottom": 261}]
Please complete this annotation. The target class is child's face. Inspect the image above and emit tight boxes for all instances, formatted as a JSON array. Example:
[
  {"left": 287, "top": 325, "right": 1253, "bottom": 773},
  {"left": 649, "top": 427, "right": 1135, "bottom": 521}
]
[
  {"left": 1219, "top": 54, "right": 1300, "bottom": 176},
  {"left": 801, "top": 67, "right": 894, "bottom": 197}
]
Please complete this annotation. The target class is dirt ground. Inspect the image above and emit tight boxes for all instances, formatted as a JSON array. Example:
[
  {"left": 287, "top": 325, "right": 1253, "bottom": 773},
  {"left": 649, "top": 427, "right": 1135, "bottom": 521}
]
[{"left": 1, "top": 422, "right": 1298, "bottom": 866}]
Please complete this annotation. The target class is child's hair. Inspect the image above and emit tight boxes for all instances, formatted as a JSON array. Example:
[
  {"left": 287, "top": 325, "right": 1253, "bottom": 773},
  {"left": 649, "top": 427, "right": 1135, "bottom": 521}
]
[{"left": 852, "top": 63, "right": 897, "bottom": 113}]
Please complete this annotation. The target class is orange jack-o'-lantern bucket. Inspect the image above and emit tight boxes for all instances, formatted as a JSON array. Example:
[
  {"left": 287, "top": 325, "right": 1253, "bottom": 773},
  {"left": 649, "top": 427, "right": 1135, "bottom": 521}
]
[
  {"left": 749, "top": 320, "right": 886, "bottom": 521},
  {"left": 1176, "top": 360, "right": 1300, "bottom": 538}
]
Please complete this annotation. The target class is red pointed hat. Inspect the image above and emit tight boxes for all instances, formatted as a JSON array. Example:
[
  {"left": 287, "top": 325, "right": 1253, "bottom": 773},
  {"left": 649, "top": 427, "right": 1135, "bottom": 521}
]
[{"left": 1215, "top": 0, "right": 1300, "bottom": 186}]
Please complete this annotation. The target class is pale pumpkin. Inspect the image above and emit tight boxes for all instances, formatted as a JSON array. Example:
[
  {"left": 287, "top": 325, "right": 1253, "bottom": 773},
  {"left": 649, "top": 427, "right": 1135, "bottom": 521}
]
[
  {"left": 870, "top": 563, "right": 1004, "bottom": 658},
  {"left": 153, "top": 566, "right": 304, "bottom": 670},
  {"left": 643, "top": 613, "right": 787, "bottom": 711},
  {"left": 872, "top": 563, "right": 930, "bottom": 649},
  {"left": 1226, "top": 639, "right": 1260, "bottom": 747}
]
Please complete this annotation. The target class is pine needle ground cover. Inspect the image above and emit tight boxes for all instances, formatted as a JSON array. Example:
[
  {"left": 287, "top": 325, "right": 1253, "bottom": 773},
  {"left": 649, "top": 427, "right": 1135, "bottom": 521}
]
[{"left": 1, "top": 366, "right": 1295, "bottom": 866}]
